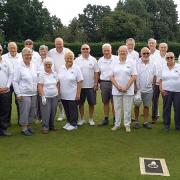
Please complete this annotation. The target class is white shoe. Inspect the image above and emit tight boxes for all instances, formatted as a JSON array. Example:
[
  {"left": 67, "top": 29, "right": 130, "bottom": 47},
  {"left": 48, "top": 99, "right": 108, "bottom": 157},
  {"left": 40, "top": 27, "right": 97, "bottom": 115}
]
[
  {"left": 78, "top": 119, "right": 85, "bottom": 126},
  {"left": 125, "top": 126, "right": 131, "bottom": 133},
  {"left": 89, "top": 119, "right": 95, "bottom": 126},
  {"left": 63, "top": 123, "right": 70, "bottom": 130},
  {"left": 111, "top": 126, "right": 120, "bottom": 131},
  {"left": 66, "top": 125, "right": 78, "bottom": 131}
]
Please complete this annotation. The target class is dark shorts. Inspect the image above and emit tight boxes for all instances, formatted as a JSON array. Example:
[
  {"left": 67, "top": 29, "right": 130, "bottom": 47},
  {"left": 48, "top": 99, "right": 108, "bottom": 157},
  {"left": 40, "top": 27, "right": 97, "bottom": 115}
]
[
  {"left": 79, "top": 88, "right": 96, "bottom": 106},
  {"left": 100, "top": 81, "right": 112, "bottom": 103}
]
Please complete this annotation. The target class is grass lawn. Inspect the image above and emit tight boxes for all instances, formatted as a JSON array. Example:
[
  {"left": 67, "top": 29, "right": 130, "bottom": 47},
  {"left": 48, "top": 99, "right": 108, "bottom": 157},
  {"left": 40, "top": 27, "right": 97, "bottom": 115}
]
[{"left": 0, "top": 92, "right": 179, "bottom": 180}]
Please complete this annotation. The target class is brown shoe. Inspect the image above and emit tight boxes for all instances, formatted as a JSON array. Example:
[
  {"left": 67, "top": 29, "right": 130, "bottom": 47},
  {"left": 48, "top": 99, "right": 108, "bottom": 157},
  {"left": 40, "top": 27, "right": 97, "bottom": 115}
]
[
  {"left": 151, "top": 118, "right": 157, "bottom": 124},
  {"left": 42, "top": 129, "right": 49, "bottom": 134},
  {"left": 49, "top": 127, "right": 58, "bottom": 131}
]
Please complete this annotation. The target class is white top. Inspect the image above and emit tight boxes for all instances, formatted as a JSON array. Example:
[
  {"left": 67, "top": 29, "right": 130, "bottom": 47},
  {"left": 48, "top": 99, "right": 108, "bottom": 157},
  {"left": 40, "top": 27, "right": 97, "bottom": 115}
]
[
  {"left": 160, "top": 63, "right": 180, "bottom": 92},
  {"left": 110, "top": 58, "right": 137, "bottom": 96},
  {"left": 178, "top": 55, "right": 180, "bottom": 64},
  {"left": 36, "top": 57, "right": 55, "bottom": 75},
  {"left": 136, "top": 59, "right": 156, "bottom": 93},
  {"left": 48, "top": 48, "right": 69, "bottom": 73},
  {"left": 98, "top": 55, "right": 118, "bottom": 81},
  {"left": 13, "top": 61, "right": 37, "bottom": 97},
  {"left": 127, "top": 50, "right": 139, "bottom": 64},
  {"left": 2, "top": 53, "right": 22, "bottom": 73},
  {"left": 0, "top": 58, "right": 13, "bottom": 89},
  {"left": 58, "top": 64, "right": 83, "bottom": 100},
  {"left": 74, "top": 55, "right": 99, "bottom": 88},
  {"left": 38, "top": 71, "right": 58, "bottom": 97}
]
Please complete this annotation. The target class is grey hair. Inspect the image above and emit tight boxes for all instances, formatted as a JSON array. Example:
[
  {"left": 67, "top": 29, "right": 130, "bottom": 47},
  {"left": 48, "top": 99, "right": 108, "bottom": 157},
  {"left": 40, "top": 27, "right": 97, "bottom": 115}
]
[
  {"left": 22, "top": 47, "right": 32, "bottom": 56},
  {"left": 65, "top": 50, "right": 74, "bottom": 60},
  {"left": 39, "top": 45, "right": 48, "bottom": 51},
  {"left": 126, "top": 38, "right": 135, "bottom": 44},
  {"left": 8, "top": 42, "right": 17, "bottom": 49},
  {"left": 102, "top": 43, "right": 112, "bottom": 50},
  {"left": 148, "top": 38, "right": 157, "bottom": 44},
  {"left": 118, "top": 45, "right": 128, "bottom": 52}
]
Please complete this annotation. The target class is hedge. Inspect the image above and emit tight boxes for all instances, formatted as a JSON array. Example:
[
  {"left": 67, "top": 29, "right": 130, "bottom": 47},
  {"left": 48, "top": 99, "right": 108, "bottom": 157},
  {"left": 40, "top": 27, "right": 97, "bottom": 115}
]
[{"left": 1, "top": 41, "right": 180, "bottom": 58}]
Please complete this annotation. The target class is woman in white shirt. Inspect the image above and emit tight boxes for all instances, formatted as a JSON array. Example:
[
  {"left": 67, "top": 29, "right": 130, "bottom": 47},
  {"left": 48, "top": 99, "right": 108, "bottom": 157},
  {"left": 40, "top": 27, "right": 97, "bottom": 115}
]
[
  {"left": 59, "top": 50, "right": 83, "bottom": 131},
  {"left": 160, "top": 52, "right": 180, "bottom": 131},
  {"left": 110, "top": 45, "right": 137, "bottom": 132},
  {"left": 13, "top": 47, "right": 37, "bottom": 136},
  {"left": 38, "top": 58, "right": 58, "bottom": 134}
]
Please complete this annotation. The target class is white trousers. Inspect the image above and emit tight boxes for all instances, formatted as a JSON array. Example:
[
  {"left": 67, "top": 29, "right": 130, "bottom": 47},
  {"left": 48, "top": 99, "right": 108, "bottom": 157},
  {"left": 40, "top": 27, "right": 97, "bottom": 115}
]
[{"left": 113, "top": 95, "right": 133, "bottom": 127}]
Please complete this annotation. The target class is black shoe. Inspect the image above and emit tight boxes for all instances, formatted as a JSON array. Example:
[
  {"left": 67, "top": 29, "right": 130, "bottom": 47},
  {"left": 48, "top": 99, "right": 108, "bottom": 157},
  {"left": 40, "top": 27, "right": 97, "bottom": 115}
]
[
  {"left": 0, "top": 130, "right": 12, "bottom": 136},
  {"left": 133, "top": 122, "right": 141, "bottom": 129},
  {"left": 21, "top": 130, "right": 32, "bottom": 136},
  {"left": 143, "top": 122, "right": 152, "bottom": 129},
  {"left": 98, "top": 119, "right": 109, "bottom": 126},
  {"left": 28, "top": 128, "right": 34, "bottom": 134}
]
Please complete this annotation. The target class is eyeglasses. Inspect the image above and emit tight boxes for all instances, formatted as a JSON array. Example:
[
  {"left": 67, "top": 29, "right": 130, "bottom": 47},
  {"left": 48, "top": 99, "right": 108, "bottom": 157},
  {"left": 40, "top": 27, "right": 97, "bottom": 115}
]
[
  {"left": 81, "top": 48, "right": 89, "bottom": 50},
  {"left": 25, "top": 43, "right": 32, "bottom": 45},
  {"left": 166, "top": 56, "right": 174, "bottom": 59},
  {"left": 142, "top": 52, "right": 150, "bottom": 55}
]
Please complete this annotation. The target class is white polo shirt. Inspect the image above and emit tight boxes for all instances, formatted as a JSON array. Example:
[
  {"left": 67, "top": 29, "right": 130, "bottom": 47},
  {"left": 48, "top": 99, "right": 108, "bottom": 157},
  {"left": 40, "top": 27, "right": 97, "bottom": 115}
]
[
  {"left": 2, "top": 52, "right": 22, "bottom": 72},
  {"left": 160, "top": 63, "right": 180, "bottom": 92},
  {"left": 110, "top": 58, "right": 137, "bottom": 96},
  {"left": 48, "top": 48, "right": 69, "bottom": 74},
  {"left": 98, "top": 55, "right": 118, "bottom": 81},
  {"left": 58, "top": 64, "right": 83, "bottom": 100},
  {"left": 74, "top": 55, "right": 99, "bottom": 88},
  {"left": 13, "top": 61, "right": 37, "bottom": 97},
  {"left": 38, "top": 71, "right": 58, "bottom": 98},
  {"left": 136, "top": 59, "right": 156, "bottom": 93},
  {"left": 127, "top": 50, "right": 139, "bottom": 64},
  {"left": 0, "top": 58, "right": 13, "bottom": 89}
]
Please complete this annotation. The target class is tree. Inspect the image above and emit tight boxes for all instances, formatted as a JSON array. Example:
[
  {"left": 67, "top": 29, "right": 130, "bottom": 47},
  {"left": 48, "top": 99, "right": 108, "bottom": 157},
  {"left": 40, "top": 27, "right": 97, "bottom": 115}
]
[{"left": 79, "top": 4, "right": 111, "bottom": 42}]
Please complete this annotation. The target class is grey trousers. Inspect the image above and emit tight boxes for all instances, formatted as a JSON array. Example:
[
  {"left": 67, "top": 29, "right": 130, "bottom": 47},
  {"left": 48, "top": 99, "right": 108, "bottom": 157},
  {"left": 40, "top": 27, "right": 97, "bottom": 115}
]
[
  {"left": 18, "top": 95, "right": 37, "bottom": 126},
  {"left": 162, "top": 91, "right": 180, "bottom": 129},
  {"left": 40, "top": 96, "right": 58, "bottom": 130}
]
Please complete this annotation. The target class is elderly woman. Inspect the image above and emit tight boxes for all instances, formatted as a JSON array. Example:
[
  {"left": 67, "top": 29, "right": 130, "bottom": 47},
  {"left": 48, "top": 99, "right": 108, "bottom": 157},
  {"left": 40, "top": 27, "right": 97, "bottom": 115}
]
[
  {"left": 159, "top": 52, "right": 180, "bottom": 131},
  {"left": 58, "top": 50, "right": 83, "bottom": 131},
  {"left": 110, "top": 45, "right": 137, "bottom": 132},
  {"left": 35, "top": 45, "right": 54, "bottom": 123},
  {"left": 0, "top": 45, "right": 13, "bottom": 136},
  {"left": 134, "top": 47, "right": 156, "bottom": 129},
  {"left": 13, "top": 47, "right": 37, "bottom": 136},
  {"left": 38, "top": 58, "right": 59, "bottom": 134}
]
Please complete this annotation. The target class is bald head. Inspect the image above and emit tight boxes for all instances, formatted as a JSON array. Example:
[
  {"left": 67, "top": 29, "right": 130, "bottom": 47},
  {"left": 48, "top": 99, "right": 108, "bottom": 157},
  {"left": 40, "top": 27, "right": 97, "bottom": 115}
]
[{"left": 55, "top": 37, "right": 64, "bottom": 53}]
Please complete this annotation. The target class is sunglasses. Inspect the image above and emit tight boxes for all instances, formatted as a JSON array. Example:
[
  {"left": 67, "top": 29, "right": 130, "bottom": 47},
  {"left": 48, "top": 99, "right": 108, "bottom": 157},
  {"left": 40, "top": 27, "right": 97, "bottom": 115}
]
[
  {"left": 166, "top": 56, "right": 174, "bottom": 59},
  {"left": 81, "top": 48, "right": 89, "bottom": 50},
  {"left": 142, "top": 52, "right": 150, "bottom": 55}
]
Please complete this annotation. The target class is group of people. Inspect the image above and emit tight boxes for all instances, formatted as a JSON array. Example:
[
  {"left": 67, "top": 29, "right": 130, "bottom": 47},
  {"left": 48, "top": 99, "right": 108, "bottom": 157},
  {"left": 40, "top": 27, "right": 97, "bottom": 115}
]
[{"left": 0, "top": 37, "right": 180, "bottom": 136}]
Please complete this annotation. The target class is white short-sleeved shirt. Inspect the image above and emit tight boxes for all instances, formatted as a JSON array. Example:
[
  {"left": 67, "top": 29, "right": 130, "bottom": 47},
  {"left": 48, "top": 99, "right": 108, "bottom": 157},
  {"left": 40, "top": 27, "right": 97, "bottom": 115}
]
[
  {"left": 110, "top": 58, "right": 137, "bottom": 96},
  {"left": 58, "top": 64, "right": 83, "bottom": 100},
  {"left": 127, "top": 50, "right": 139, "bottom": 64},
  {"left": 74, "top": 55, "right": 99, "bottom": 88},
  {"left": 38, "top": 71, "right": 58, "bottom": 97},
  {"left": 13, "top": 61, "right": 37, "bottom": 97},
  {"left": 48, "top": 48, "right": 69, "bottom": 74},
  {"left": 160, "top": 63, "right": 180, "bottom": 92},
  {"left": 98, "top": 55, "right": 118, "bottom": 81},
  {"left": 0, "top": 58, "right": 13, "bottom": 89},
  {"left": 136, "top": 59, "right": 156, "bottom": 93}
]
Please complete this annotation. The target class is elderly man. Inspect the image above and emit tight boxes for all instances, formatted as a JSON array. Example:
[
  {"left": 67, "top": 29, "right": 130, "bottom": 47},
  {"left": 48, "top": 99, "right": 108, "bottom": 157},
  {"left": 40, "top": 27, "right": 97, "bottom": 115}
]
[
  {"left": 2, "top": 42, "right": 22, "bottom": 125},
  {"left": 74, "top": 44, "right": 99, "bottom": 126},
  {"left": 126, "top": 38, "right": 139, "bottom": 63},
  {"left": 134, "top": 47, "right": 156, "bottom": 129},
  {"left": 0, "top": 45, "right": 13, "bottom": 136},
  {"left": 110, "top": 45, "right": 137, "bottom": 132},
  {"left": 48, "top": 37, "right": 69, "bottom": 121},
  {"left": 98, "top": 43, "right": 117, "bottom": 126}
]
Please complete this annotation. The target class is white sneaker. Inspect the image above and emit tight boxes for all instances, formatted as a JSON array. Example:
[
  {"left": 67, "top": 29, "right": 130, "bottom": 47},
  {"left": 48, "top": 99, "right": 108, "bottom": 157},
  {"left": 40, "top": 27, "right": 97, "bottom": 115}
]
[
  {"left": 57, "top": 117, "right": 64, "bottom": 122},
  {"left": 63, "top": 123, "right": 70, "bottom": 130},
  {"left": 125, "top": 126, "right": 131, "bottom": 133},
  {"left": 88, "top": 119, "right": 95, "bottom": 126},
  {"left": 66, "top": 125, "right": 78, "bottom": 131},
  {"left": 78, "top": 119, "right": 85, "bottom": 126},
  {"left": 111, "top": 126, "right": 120, "bottom": 131}
]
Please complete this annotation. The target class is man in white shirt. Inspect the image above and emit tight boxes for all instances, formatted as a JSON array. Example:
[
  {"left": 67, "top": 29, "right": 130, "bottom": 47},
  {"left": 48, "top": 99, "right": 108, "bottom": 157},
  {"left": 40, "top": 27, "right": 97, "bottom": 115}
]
[
  {"left": 74, "top": 44, "right": 99, "bottom": 126},
  {"left": 48, "top": 37, "right": 69, "bottom": 121},
  {"left": 0, "top": 45, "right": 13, "bottom": 136},
  {"left": 126, "top": 38, "right": 139, "bottom": 63},
  {"left": 98, "top": 43, "right": 116, "bottom": 126},
  {"left": 2, "top": 42, "right": 22, "bottom": 125},
  {"left": 134, "top": 47, "right": 156, "bottom": 129}
]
